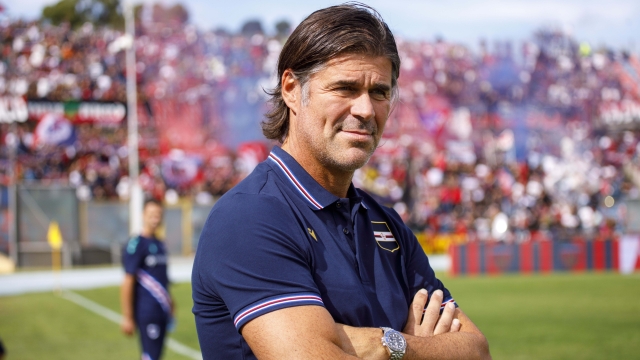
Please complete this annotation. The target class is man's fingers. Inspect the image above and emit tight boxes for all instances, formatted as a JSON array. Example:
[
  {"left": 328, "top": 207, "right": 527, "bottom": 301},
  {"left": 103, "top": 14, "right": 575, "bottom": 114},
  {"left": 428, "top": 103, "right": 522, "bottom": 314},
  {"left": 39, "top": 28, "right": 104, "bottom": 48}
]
[
  {"left": 434, "top": 302, "right": 455, "bottom": 335},
  {"left": 403, "top": 289, "right": 429, "bottom": 335},
  {"left": 121, "top": 325, "right": 133, "bottom": 336},
  {"left": 450, "top": 318, "right": 461, "bottom": 332},
  {"left": 420, "top": 289, "right": 443, "bottom": 336},
  {"left": 121, "top": 319, "right": 135, "bottom": 336}
]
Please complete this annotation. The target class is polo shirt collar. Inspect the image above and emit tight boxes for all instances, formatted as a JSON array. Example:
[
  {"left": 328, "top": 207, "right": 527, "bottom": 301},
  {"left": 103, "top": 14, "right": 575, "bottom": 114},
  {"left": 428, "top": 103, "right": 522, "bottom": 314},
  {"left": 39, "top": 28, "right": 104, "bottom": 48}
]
[{"left": 267, "top": 146, "right": 339, "bottom": 210}]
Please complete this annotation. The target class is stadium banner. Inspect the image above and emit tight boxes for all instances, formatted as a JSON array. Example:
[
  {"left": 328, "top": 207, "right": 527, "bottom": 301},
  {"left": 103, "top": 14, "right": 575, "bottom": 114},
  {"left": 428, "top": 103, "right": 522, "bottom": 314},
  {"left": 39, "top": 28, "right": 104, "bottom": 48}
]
[
  {"left": 619, "top": 235, "right": 640, "bottom": 274},
  {"left": 449, "top": 240, "right": 623, "bottom": 276},
  {"left": 27, "top": 100, "right": 126, "bottom": 124},
  {"left": 160, "top": 149, "right": 202, "bottom": 187},
  {"left": 34, "top": 113, "right": 77, "bottom": 147},
  {"left": 599, "top": 100, "right": 640, "bottom": 129},
  {"left": 0, "top": 98, "right": 126, "bottom": 124},
  {"left": 416, "top": 233, "right": 466, "bottom": 255}
]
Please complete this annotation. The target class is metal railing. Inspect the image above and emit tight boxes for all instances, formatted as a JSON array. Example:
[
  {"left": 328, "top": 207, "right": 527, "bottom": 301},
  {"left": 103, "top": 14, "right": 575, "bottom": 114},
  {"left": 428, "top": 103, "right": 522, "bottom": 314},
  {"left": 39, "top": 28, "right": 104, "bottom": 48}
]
[
  {"left": 1, "top": 185, "right": 214, "bottom": 268},
  {"left": 2, "top": 184, "right": 638, "bottom": 267}
]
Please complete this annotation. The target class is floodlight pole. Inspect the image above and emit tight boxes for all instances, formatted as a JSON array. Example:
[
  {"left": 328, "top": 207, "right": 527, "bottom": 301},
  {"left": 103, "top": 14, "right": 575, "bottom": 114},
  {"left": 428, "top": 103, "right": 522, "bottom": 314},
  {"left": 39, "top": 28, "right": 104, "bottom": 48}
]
[
  {"left": 8, "top": 121, "right": 18, "bottom": 266},
  {"left": 125, "top": 0, "right": 143, "bottom": 235}
]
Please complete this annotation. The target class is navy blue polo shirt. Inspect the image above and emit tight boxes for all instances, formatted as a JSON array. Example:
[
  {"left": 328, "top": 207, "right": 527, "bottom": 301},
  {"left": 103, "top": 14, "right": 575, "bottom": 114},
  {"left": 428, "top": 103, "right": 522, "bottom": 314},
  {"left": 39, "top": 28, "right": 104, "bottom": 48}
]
[
  {"left": 122, "top": 235, "right": 171, "bottom": 318},
  {"left": 192, "top": 146, "right": 456, "bottom": 359}
]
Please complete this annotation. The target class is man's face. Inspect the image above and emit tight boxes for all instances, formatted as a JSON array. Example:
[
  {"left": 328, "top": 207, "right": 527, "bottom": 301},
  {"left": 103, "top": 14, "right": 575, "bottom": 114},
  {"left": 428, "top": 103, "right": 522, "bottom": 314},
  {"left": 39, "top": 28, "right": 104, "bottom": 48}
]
[
  {"left": 290, "top": 53, "right": 393, "bottom": 173},
  {"left": 143, "top": 203, "right": 163, "bottom": 232}
]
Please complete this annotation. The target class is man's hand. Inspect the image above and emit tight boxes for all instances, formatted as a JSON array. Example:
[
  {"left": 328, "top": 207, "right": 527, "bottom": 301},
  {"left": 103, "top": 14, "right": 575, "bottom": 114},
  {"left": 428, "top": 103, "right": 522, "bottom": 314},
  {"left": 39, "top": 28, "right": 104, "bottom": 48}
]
[
  {"left": 121, "top": 317, "right": 135, "bottom": 336},
  {"left": 403, "top": 289, "right": 461, "bottom": 337}
]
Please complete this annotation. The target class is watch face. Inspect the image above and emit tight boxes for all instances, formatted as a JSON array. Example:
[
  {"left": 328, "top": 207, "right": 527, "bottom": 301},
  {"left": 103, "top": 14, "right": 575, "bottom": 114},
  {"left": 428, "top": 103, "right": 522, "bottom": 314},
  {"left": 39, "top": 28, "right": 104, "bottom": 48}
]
[{"left": 386, "top": 331, "right": 406, "bottom": 351}]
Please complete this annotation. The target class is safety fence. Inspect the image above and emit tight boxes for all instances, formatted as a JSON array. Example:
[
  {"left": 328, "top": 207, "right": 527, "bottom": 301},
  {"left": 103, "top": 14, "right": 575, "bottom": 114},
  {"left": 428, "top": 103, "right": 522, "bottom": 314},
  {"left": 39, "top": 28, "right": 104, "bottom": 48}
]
[
  {"left": 448, "top": 239, "right": 632, "bottom": 276},
  {"left": 3, "top": 184, "right": 640, "bottom": 271},
  {"left": 1, "top": 185, "right": 214, "bottom": 268}
]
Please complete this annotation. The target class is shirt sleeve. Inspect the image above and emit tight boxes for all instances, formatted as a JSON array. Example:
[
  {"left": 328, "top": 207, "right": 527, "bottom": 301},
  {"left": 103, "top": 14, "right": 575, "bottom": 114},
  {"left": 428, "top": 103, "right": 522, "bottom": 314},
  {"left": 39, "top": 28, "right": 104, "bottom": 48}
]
[
  {"left": 122, "top": 236, "right": 144, "bottom": 275},
  {"left": 193, "top": 193, "right": 324, "bottom": 332},
  {"left": 386, "top": 208, "right": 458, "bottom": 310}
]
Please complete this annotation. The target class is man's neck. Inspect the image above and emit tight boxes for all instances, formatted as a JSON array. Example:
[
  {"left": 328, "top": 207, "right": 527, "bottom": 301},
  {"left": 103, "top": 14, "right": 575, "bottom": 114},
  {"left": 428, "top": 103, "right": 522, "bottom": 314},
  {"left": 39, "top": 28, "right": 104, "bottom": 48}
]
[
  {"left": 140, "top": 228, "right": 155, "bottom": 238},
  {"left": 281, "top": 143, "right": 353, "bottom": 198},
  {"left": 307, "top": 166, "right": 352, "bottom": 199}
]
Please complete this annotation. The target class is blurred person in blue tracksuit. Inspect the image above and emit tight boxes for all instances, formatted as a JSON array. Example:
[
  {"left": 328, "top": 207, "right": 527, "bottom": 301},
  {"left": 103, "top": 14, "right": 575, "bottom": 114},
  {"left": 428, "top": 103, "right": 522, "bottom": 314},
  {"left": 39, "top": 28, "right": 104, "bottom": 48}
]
[{"left": 120, "top": 199, "right": 174, "bottom": 360}]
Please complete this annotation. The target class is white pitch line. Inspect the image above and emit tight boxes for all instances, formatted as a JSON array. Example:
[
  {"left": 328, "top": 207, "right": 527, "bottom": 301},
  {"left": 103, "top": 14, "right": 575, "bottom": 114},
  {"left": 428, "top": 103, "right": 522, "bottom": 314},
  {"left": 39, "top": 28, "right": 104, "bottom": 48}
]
[
  {"left": 61, "top": 290, "right": 123, "bottom": 323},
  {"left": 61, "top": 290, "right": 202, "bottom": 360}
]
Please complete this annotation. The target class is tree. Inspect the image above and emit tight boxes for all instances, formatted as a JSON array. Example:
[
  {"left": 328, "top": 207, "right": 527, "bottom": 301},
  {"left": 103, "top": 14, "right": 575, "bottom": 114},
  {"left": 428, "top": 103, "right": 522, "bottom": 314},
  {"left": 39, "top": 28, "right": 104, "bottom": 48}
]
[
  {"left": 41, "top": 0, "right": 124, "bottom": 29},
  {"left": 240, "top": 19, "right": 264, "bottom": 37},
  {"left": 167, "top": 4, "right": 188, "bottom": 25},
  {"left": 151, "top": 3, "right": 189, "bottom": 25},
  {"left": 275, "top": 19, "right": 291, "bottom": 38}
]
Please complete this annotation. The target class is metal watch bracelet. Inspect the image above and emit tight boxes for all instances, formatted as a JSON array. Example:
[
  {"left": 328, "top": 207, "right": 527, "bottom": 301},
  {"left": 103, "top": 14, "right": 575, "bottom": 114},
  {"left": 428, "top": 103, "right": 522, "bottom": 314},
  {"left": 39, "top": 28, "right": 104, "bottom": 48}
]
[{"left": 381, "top": 327, "right": 406, "bottom": 360}]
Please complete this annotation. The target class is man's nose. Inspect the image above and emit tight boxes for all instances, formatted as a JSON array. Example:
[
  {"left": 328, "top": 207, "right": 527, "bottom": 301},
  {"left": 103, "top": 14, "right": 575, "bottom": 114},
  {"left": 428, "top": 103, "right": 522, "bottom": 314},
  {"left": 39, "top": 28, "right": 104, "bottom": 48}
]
[{"left": 351, "top": 92, "right": 375, "bottom": 121}]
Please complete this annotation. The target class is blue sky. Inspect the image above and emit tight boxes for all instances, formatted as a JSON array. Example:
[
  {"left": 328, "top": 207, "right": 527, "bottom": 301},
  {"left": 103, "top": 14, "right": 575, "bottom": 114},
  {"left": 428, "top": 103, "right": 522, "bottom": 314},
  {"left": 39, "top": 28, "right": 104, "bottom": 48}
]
[{"left": 4, "top": 0, "right": 640, "bottom": 51}]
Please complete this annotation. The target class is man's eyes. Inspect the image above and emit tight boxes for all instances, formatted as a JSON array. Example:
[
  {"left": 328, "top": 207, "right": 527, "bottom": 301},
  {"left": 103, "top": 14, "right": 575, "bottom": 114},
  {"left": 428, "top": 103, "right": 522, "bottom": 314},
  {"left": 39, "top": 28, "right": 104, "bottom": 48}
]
[
  {"left": 370, "top": 89, "right": 390, "bottom": 99},
  {"left": 335, "top": 87, "right": 389, "bottom": 100}
]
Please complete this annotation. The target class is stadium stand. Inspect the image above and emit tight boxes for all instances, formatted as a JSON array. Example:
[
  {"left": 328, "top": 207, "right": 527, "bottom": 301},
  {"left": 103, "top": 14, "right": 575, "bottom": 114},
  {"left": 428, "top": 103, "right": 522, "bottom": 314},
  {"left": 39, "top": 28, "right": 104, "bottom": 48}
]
[{"left": 1, "top": 17, "right": 639, "bottom": 246}]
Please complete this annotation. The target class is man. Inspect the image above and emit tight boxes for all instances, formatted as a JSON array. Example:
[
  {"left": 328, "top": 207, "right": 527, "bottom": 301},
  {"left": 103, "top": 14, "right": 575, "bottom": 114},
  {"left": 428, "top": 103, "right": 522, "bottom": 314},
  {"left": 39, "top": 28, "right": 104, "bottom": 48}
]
[
  {"left": 121, "top": 199, "right": 174, "bottom": 360},
  {"left": 192, "top": 4, "right": 490, "bottom": 359}
]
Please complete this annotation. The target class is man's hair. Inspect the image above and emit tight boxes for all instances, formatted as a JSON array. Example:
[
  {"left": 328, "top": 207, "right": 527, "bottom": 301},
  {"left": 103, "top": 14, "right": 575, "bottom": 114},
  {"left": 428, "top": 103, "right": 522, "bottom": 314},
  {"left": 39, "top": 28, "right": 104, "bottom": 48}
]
[
  {"left": 143, "top": 198, "right": 163, "bottom": 210},
  {"left": 262, "top": 2, "right": 401, "bottom": 143}
]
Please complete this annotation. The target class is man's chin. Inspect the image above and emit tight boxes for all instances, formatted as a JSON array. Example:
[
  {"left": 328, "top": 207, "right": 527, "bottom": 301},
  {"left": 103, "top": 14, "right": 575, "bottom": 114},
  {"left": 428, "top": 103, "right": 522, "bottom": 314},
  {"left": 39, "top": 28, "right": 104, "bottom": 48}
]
[{"left": 331, "top": 149, "right": 374, "bottom": 172}]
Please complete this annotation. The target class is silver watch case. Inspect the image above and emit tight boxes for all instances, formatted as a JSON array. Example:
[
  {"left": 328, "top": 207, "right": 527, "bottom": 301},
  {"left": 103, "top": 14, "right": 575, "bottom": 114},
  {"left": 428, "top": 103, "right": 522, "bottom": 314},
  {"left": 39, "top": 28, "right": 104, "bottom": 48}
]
[{"left": 381, "top": 327, "right": 406, "bottom": 360}]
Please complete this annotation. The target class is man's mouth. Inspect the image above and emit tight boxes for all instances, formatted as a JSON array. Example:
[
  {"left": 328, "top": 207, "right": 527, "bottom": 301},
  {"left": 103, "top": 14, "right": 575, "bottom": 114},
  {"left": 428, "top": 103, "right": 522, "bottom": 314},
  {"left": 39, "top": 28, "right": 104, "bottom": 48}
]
[{"left": 341, "top": 129, "right": 372, "bottom": 136}]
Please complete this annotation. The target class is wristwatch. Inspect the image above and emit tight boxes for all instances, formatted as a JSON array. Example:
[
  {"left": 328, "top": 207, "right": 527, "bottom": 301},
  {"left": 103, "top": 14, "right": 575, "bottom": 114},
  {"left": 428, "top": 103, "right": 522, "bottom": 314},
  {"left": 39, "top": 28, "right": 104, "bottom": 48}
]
[{"left": 380, "top": 327, "right": 407, "bottom": 360}]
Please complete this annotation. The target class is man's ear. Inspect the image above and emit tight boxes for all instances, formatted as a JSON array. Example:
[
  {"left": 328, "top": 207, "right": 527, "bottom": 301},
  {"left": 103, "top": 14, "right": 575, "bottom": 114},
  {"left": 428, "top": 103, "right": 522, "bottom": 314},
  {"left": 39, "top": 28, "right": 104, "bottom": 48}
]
[{"left": 281, "top": 69, "right": 300, "bottom": 116}]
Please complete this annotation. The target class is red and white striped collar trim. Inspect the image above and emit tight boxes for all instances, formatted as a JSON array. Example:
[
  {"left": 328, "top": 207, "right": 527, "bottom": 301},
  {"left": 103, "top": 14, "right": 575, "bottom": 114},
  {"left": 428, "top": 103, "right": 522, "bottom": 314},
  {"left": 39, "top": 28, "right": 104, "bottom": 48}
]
[{"left": 268, "top": 152, "right": 325, "bottom": 210}]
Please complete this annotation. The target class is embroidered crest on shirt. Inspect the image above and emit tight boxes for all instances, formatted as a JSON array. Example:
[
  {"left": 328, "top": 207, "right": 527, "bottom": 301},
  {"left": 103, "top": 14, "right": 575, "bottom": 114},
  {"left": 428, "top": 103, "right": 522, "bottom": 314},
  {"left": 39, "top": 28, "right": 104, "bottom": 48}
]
[
  {"left": 372, "top": 221, "right": 399, "bottom": 252},
  {"left": 308, "top": 228, "right": 317, "bottom": 241}
]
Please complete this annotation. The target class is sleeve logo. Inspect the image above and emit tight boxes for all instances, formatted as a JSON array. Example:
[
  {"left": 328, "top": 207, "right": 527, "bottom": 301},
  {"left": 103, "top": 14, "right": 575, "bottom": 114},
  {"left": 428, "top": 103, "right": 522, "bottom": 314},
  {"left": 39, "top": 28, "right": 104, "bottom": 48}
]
[
  {"left": 126, "top": 237, "right": 139, "bottom": 254},
  {"left": 372, "top": 221, "right": 399, "bottom": 253}
]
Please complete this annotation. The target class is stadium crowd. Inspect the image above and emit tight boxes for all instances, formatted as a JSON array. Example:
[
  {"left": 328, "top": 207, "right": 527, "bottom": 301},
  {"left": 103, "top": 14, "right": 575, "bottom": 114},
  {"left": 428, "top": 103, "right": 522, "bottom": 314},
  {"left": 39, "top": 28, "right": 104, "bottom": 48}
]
[{"left": 1, "top": 14, "right": 640, "bottom": 243}]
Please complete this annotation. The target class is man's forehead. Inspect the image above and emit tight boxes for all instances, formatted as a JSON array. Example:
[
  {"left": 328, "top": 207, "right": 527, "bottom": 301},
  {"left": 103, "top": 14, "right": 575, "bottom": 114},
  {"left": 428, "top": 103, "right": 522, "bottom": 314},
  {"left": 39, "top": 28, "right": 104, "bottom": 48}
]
[{"left": 317, "top": 53, "right": 393, "bottom": 83}]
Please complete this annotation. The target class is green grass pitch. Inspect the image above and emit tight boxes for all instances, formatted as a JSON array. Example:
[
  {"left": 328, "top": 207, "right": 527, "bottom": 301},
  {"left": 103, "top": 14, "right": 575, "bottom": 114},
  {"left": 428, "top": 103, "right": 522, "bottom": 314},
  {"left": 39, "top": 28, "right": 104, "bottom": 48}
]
[{"left": 1, "top": 272, "right": 639, "bottom": 359}]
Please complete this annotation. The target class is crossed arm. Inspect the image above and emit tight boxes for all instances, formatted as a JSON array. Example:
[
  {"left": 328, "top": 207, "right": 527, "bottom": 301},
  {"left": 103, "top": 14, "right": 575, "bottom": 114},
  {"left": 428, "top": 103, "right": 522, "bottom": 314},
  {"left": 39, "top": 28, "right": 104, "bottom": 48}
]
[{"left": 241, "top": 289, "right": 491, "bottom": 360}]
